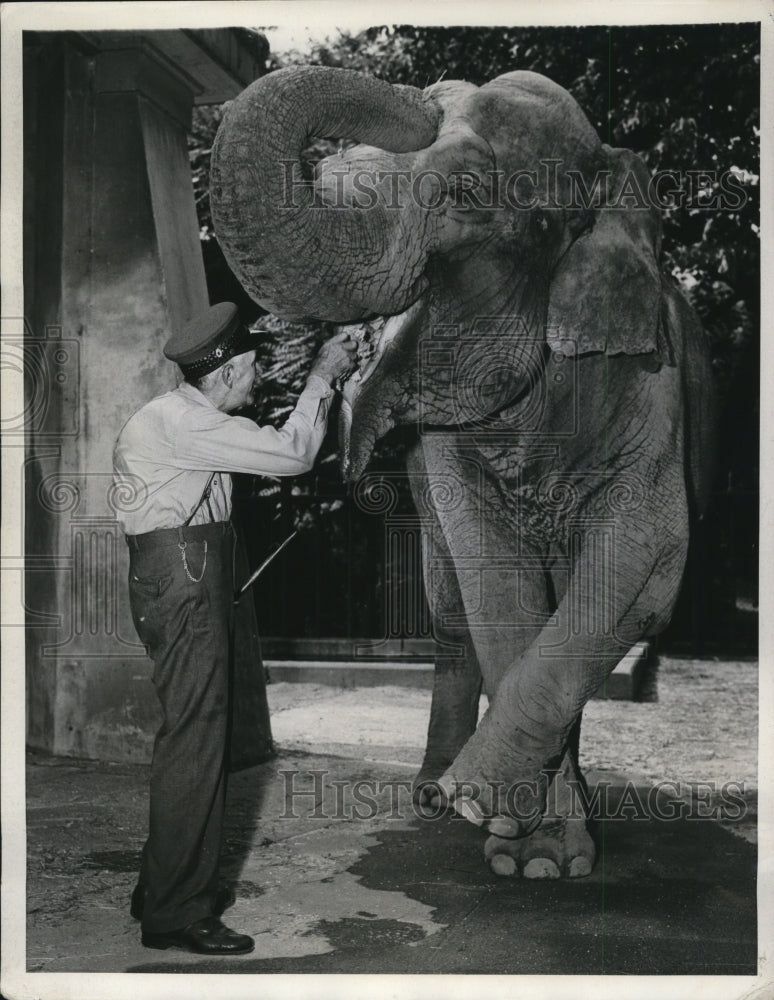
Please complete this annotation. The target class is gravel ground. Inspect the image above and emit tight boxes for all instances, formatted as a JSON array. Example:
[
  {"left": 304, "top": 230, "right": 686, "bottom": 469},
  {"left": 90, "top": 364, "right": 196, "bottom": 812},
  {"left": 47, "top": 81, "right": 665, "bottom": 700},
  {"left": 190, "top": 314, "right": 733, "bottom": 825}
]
[
  {"left": 267, "top": 654, "right": 758, "bottom": 841},
  {"left": 580, "top": 656, "right": 757, "bottom": 788},
  {"left": 21, "top": 653, "right": 758, "bottom": 975}
]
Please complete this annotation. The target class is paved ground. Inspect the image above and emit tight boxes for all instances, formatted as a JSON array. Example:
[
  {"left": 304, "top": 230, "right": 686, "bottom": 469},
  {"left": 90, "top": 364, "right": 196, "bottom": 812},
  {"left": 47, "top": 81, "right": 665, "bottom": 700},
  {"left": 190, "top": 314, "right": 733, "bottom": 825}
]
[{"left": 19, "top": 655, "right": 759, "bottom": 982}]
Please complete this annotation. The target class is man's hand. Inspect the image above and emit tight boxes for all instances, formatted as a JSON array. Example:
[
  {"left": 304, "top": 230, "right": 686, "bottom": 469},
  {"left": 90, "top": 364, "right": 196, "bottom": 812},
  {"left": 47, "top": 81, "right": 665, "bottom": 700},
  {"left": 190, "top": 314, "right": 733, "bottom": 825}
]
[{"left": 308, "top": 331, "right": 359, "bottom": 387}]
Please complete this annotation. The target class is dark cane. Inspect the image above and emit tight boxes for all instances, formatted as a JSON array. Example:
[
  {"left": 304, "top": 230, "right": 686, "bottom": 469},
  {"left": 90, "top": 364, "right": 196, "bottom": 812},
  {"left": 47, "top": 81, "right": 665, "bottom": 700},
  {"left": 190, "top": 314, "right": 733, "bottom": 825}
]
[{"left": 233, "top": 529, "right": 300, "bottom": 605}]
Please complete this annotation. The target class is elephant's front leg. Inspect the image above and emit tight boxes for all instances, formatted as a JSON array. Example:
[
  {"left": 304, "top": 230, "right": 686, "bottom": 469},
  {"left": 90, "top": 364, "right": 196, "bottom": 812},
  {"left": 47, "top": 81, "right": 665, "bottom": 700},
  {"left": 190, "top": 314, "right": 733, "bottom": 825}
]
[
  {"left": 434, "top": 521, "right": 687, "bottom": 844},
  {"left": 414, "top": 625, "right": 482, "bottom": 797},
  {"left": 408, "top": 447, "right": 483, "bottom": 795},
  {"left": 408, "top": 438, "right": 596, "bottom": 876},
  {"left": 412, "top": 434, "right": 560, "bottom": 836},
  {"left": 418, "top": 568, "right": 597, "bottom": 880}
]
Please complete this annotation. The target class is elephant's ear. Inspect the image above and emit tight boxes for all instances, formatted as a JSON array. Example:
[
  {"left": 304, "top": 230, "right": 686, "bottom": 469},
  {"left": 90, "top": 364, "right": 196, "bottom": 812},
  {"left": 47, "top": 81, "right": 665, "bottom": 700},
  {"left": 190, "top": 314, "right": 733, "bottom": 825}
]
[{"left": 546, "top": 146, "right": 662, "bottom": 357}]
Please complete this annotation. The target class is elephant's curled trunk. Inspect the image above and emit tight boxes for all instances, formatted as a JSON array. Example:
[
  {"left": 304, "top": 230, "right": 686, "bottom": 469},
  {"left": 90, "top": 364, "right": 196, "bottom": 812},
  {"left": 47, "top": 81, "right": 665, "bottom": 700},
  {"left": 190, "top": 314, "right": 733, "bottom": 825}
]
[{"left": 210, "top": 66, "right": 441, "bottom": 321}]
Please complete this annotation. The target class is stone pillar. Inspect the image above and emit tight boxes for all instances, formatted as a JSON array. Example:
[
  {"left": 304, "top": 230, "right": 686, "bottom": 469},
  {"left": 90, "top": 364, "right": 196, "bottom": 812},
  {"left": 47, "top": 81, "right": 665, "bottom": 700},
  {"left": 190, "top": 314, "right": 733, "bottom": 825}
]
[{"left": 21, "top": 34, "right": 216, "bottom": 758}]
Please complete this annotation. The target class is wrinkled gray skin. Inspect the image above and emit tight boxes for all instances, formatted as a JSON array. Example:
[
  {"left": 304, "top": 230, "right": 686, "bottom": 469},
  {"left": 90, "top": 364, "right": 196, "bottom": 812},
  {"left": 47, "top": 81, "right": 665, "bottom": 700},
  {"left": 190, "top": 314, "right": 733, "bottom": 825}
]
[{"left": 210, "top": 66, "right": 715, "bottom": 877}]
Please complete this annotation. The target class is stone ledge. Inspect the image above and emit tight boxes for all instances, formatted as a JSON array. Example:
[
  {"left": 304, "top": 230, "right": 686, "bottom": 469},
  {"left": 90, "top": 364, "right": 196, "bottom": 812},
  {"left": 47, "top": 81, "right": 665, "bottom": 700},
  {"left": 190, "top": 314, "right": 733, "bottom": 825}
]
[
  {"left": 262, "top": 638, "right": 438, "bottom": 660},
  {"left": 591, "top": 642, "right": 651, "bottom": 700},
  {"left": 266, "top": 660, "right": 435, "bottom": 690},
  {"left": 266, "top": 641, "right": 652, "bottom": 701}
]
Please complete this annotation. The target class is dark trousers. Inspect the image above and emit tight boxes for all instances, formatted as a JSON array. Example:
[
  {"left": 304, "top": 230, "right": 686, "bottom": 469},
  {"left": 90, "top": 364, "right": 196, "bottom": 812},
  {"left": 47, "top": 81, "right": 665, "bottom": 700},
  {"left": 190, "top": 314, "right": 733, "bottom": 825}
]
[{"left": 127, "top": 520, "right": 236, "bottom": 933}]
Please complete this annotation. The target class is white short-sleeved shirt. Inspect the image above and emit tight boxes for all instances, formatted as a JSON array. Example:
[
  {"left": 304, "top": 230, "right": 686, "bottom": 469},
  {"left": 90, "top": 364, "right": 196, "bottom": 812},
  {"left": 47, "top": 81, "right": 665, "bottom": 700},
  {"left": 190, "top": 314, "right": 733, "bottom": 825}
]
[{"left": 112, "top": 376, "right": 333, "bottom": 535}]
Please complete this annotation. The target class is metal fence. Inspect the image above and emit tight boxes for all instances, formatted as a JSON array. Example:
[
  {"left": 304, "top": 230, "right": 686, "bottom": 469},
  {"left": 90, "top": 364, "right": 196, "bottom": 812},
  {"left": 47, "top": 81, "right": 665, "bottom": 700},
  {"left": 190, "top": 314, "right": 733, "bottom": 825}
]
[{"left": 233, "top": 474, "right": 758, "bottom": 660}]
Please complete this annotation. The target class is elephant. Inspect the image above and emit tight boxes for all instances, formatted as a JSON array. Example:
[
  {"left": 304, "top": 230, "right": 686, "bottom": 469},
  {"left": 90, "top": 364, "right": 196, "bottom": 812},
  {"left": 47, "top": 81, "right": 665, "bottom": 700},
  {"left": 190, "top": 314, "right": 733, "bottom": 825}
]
[{"left": 209, "top": 65, "right": 715, "bottom": 877}]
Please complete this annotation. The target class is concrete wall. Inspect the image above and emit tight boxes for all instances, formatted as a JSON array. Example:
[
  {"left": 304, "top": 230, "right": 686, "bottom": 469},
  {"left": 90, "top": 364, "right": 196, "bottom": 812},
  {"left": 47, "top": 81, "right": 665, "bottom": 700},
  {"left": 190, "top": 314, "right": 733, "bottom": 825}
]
[{"left": 21, "top": 31, "right": 263, "bottom": 761}]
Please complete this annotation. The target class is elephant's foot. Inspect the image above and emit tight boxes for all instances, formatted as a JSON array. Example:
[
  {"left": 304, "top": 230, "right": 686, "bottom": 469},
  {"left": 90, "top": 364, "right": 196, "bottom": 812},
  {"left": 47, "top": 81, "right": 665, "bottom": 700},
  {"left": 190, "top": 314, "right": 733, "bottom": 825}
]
[
  {"left": 483, "top": 755, "right": 596, "bottom": 878},
  {"left": 424, "top": 710, "right": 556, "bottom": 839},
  {"left": 413, "top": 752, "right": 459, "bottom": 807},
  {"left": 412, "top": 749, "right": 547, "bottom": 834},
  {"left": 420, "top": 705, "right": 597, "bottom": 877},
  {"left": 484, "top": 817, "right": 595, "bottom": 878},
  {"left": 432, "top": 768, "right": 548, "bottom": 838}
]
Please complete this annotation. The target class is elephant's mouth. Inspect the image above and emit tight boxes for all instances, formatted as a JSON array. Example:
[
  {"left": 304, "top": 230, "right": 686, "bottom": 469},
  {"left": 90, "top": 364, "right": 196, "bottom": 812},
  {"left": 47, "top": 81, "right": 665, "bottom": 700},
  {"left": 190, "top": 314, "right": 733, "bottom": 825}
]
[
  {"left": 337, "top": 296, "right": 426, "bottom": 480},
  {"left": 339, "top": 309, "right": 406, "bottom": 392}
]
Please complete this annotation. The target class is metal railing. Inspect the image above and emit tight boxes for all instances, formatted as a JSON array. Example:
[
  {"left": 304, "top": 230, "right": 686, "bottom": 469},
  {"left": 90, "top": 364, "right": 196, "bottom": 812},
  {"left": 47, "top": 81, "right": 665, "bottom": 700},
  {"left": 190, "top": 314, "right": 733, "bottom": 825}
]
[{"left": 234, "top": 476, "right": 758, "bottom": 659}]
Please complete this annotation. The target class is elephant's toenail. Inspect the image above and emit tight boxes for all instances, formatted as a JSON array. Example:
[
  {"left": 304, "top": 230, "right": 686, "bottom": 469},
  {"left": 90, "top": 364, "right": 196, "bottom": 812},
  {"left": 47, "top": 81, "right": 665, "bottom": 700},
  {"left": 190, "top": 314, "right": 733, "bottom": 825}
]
[
  {"left": 487, "top": 816, "right": 521, "bottom": 839},
  {"left": 454, "top": 798, "right": 485, "bottom": 826},
  {"left": 523, "top": 858, "right": 560, "bottom": 879},
  {"left": 568, "top": 856, "right": 593, "bottom": 878},
  {"left": 490, "top": 855, "right": 517, "bottom": 876}
]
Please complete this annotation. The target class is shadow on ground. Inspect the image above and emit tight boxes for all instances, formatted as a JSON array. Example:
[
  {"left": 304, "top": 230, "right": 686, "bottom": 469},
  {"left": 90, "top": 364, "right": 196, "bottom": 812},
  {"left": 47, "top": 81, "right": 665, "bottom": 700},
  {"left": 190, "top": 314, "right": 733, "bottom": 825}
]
[
  {"left": 129, "top": 776, "right": 757, "bottom": 976},
  {"left": 25, "top": 657, "right": 758, "bottom": 978}
]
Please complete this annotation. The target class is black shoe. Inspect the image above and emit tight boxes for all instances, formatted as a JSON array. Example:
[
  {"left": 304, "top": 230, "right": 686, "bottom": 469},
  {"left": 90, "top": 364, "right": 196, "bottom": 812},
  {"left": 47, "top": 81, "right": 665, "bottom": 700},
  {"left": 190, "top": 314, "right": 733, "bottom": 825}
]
[
  {"left": 131, "top": 884, "right": 236, "bottom": 921},
  {"left": 141, "top": 916, "right": 254, "bottom": 955}
]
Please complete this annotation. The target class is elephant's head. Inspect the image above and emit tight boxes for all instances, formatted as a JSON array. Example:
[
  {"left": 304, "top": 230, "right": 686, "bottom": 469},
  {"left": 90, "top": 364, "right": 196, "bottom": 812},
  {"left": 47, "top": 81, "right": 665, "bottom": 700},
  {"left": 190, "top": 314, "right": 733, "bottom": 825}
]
[{"left": 210, "top": 66, "right": 663, "bottom": 478}]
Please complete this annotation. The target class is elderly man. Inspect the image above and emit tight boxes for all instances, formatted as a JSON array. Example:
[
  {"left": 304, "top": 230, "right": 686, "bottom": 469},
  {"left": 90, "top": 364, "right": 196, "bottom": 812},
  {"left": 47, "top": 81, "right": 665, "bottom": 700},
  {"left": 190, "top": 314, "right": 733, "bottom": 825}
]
[{"left": 113, "top": 302, "right": 356, "bottom": 955}]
